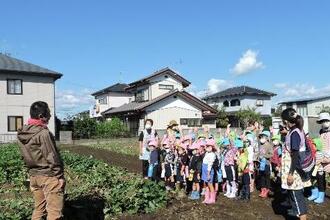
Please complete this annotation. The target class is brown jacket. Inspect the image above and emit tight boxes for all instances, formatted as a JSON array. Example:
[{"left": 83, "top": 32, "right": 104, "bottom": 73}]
[{"left": 17, "top": 125, "right": 64, "bottom": 179}]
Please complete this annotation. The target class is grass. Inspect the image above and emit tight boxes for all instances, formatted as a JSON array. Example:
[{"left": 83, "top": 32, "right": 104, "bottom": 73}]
[{"left": 84, "top": 138, "right": 140, "bottom": 156}]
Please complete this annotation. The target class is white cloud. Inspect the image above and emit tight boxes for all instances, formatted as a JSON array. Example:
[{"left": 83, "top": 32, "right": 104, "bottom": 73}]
[
  {"left": 55, "top": 89, "right": 94, "bottom": 118},
  {"left": 231, "top": 49, "right": 265, "bottom": 75},
  {"left": 273, "top": 82, "right": 330, "bottom": 103},
  {"left": 187, "top": 78, "right": 233, "bottom": 98},
  {"left": 207, "top": 78, "right": 232, "bottom": 94}
]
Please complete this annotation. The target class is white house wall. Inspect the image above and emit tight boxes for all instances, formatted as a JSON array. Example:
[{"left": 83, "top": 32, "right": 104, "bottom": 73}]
[
  {"left": 144, "top": 95, "right": 202, "bottom": 130},
  {"left": 208, "top": 95, "right": 272, "bottom": 116},
  {"left": 93, "top": 92, "right": 132, "bottom": 117},
  {"left": 0, "top": 73, "right": 56, "bottom": 142},
  {"left": 307, "top": 99, "right": 330, "bottom": 117},
  {"left": 149, "top": 74, "right": 184, "bottom": 99}
]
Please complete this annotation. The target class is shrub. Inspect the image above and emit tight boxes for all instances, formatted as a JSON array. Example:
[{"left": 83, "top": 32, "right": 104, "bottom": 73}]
[{"left": 95, "top": 118, "right": 130, "bottom": 138}]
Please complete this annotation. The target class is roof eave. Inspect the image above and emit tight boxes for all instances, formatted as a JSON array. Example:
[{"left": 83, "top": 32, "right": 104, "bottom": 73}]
[{"left": 0, "top": 69, "right": 62, "bottom": 80}]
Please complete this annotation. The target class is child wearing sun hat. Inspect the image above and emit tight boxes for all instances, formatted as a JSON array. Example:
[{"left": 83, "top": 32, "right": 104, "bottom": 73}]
[
  {"left": 237, "top": 139, "right": 250, "bottom": 201},
  {"left": 147, "top": 140, "right": 159, "bottom": 182},
  {"left": 258, "top": 130, "right": 274, "bottom": 198},
  {"left": 201, "top": 139, "right": 217, "bottom": 204}
]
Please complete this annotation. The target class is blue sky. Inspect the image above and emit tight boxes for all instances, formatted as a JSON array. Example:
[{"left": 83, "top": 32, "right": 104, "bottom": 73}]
[{"left": 1, "top": 0, "right": 329, "bottom": 118}]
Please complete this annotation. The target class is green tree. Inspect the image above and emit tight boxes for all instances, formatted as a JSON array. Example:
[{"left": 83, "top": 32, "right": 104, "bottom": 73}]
[
  {"left": 216, "top": 106, "right": 229, "bottom": 128},
  {"left": 235, "top": 107, "right": 261, "bottom": 129},
  {"left": 73, "top": 115, "right": 97, "bottom": 139}
]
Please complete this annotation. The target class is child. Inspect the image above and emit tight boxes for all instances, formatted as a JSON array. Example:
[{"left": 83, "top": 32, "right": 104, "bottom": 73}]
[
  {"left": 148, "top": 140, "right": 160, "bottom": 182},
  {"left": 309, "top": 137, "right": 325, "bottom": 203},
  {"left": 164, "top": 143, "right": 176, "bottom": 191},
  {"left": 201, "top": 139, "right": 217, "bottom": 204},
  {"left": 188, "top": 142, "right": 202, "bottom": 200},
  {"left": 270, "top": 134, "right": 282, "bottom": 185},
  {"left": 237, "top": 139, "right": 250, "bottom": 201},
  {"left": 223, "top": 139, "right": 238, "bottom": 199},
  {"left": 258, "top": 130, "right": 274, "bottom": 198},
  {"left": 176, "top": 146, "right": 189, "bottom": 198},
  {"left": 17, "top": 101, "right": 65, "bottom": 220},
  {"left": 308, "top": 112, "right": 330, "bottom": 204}
]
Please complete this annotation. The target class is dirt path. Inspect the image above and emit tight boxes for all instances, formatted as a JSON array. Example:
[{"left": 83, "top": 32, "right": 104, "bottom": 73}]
[
  {"left": 61, "top": 145, "right": 142, "bottom": 174},
  {"left": 62, "top": 145, "right": 330, "bottom": 220}
]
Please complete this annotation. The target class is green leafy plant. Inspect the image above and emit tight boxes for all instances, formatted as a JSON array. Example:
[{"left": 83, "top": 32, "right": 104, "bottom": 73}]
[{"left": 0, "top": 144, "right": 168, "bottom": 219}]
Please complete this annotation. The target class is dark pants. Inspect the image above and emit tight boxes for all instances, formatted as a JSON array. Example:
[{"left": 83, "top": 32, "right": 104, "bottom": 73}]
[
  {"left": 259, "top": 165, "right": 271, "bottom": 189},
  {"left": 316, "top": 172, "right": 326, "bottom": 192},
  {"left": 142, "top": 160, "right": 149, "bottom": 178},
  {"left": 151, "top": 164, "right": 160, "bottom": 182},
  {"left": 240, "top": 173, "right": 251, "bottom": 199},
  {"left": 289, "top": 189, "right": 307, "bottom": 216}
]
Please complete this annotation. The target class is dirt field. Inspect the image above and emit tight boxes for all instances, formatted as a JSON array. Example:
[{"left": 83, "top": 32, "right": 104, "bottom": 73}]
[{"left": 61, "top": 145, "right": 330, "bottom": 220}]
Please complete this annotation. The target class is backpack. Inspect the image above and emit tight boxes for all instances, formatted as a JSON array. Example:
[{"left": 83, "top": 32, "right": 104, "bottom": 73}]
[
  {"left": 300, "top": 137, "right": 316, "bottom": 174},
  {"left": 286, "top": 128, "right": 315, "bottom": 180}
]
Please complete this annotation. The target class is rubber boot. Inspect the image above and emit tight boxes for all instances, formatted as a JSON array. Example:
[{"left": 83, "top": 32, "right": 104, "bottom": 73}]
[
  {"left": 206, "top": 191, "right": 216, "bottom": 204},
  {"left": 314, "top": 192, "right": 325, "bottom": 204},
  {"left": 189, "top": 191, "right": 196, "bottom": 200},
  {"left": 228, "top": 182, "right": 237, "bottom": 199},
  {"left": 195, "top": 191, "right": 201, "bottom": 200},
  {"left": 203, "top": 189, "right": 210, "bottom": 203},
  {"left": 308, "top": 187, "right": 319, "bottom": 201},
  {"left": 261, "top": 188, "right": 269, "bottom": 198},
  {"left": 259, "top": 188, "right": 265, "bottom": 197},
  {"left": 224, "top": 182, "right": 231, "bottom": 197}
]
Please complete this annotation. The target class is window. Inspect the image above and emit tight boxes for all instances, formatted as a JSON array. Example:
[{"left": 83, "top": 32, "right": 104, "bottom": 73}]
[
  {"left": 159, "top": 84, "right": 174, "bottom": 90},
  {"left": 7, "top": 79, "right": 22, "bottom": 94},
  {"left": 135, "top": 90, "right": 145, "bottom": 102},
  {"left": 98, "top": 97, "right": 107, "bottom": 105},
  {"left": 256, "top": 99, "right": 264, "bottom": 107},
  {"left": 180, "top": 118, "right": 202, "bottom": 127},
  {"left": 230, "top": 99, "right": 240, "bottom": 107},
  {"left": 8, "top": 116, "right": 23, "bottom": 132},
  {"left": 223, "top": 100, "right": 229, "bottom": 107}
]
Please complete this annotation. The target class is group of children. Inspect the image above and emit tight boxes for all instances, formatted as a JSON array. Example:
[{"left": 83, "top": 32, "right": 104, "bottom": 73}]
[{"left": 143, "top": 113, "right": 330, "bottom": 207}]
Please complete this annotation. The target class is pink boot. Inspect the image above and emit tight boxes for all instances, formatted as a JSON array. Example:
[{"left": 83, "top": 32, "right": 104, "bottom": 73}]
[
  {"left": 203, "top": 189, "right": 210, "bottom": 203},
  {"left": 206, "top": 192, "right": 216, "bottom": 204}
]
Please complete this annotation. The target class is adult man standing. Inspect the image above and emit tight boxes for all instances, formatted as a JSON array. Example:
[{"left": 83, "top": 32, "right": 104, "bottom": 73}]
[{"left": 18, "top": 101, "right": 65, "bottom": 220}]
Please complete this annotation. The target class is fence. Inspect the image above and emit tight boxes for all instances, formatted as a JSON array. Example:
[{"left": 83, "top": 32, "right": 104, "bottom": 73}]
[{"left": 0, "top": 134, "right": 17, "bottom": 143}]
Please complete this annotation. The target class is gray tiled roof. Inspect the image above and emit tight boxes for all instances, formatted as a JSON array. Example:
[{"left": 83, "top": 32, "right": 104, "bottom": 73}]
[
  {"left": 0, "top": 54, "right": 62, "bottom": 79},
  {"left": 127, "top": 67, "right": 191, "bottom": 89},
  {"left": 91, "top": 83, "right": 130, "bottom": 96},
  {"left": 278, "top": 95, "right": 330, "bottom": 104},
  {"left": 102, "top": 89, "right": 217, "bottom": 116},
  {"left": 203, "top": 86, "right": 276, "bottom": 100}
]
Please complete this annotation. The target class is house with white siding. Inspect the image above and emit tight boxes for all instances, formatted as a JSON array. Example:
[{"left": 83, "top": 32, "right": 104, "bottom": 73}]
[
  {"left": 278, "top": 96, "right": 330, "bottom": 137},
  {"left": 90, "top": 83, "right": 133, "bottom": 118},
  {"left": 203, "top": 86, "right": 276, "bottom": 127},
  {"left": 99, "top": 67, "right": 217, "bottom": 134},
  {"left": 0, "top": 54, "right": 62, "bottom": 143}
]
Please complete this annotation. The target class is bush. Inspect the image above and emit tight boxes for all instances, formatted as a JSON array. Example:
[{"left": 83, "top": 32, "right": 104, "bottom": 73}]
[
  {"left": 235, "top": 107, "right": 261, "bottom": 129},
  {"left": 95, "top": 118, "right": 130, "bottom": 138},
  {"left": 73, "top": 115, "right": 97, "bottom": 139}
]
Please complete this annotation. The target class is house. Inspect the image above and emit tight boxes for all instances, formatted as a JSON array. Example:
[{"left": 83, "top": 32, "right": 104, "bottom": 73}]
[
  {"left": 0, "top": 54, "right": 62, "bottom": 143},
  {"left": 90, "top": 83, "right": 133, "bottom": 118},
  {"left": 100, "top": 67, "right": 218, "bottom": 134},
  {"left": 278, "top": 95, "right": 330, "bottom": 137},
  {"left": 203, "top": 86, "right": 276, "bottom": 127}
]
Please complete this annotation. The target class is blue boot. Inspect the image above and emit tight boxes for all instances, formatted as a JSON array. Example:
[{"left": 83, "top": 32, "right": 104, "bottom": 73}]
[
  {"left": 189, "top": 191, "right": 197, "bottom": 200},
  {"left": 195, "top": 191, "right": 200, "bottom": 200},
  {"left": 308, "top": 188, "right": 319, "bottom": 201},
  {"left": 314, "top": 192, "right": 325, "bottom": 204}
]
